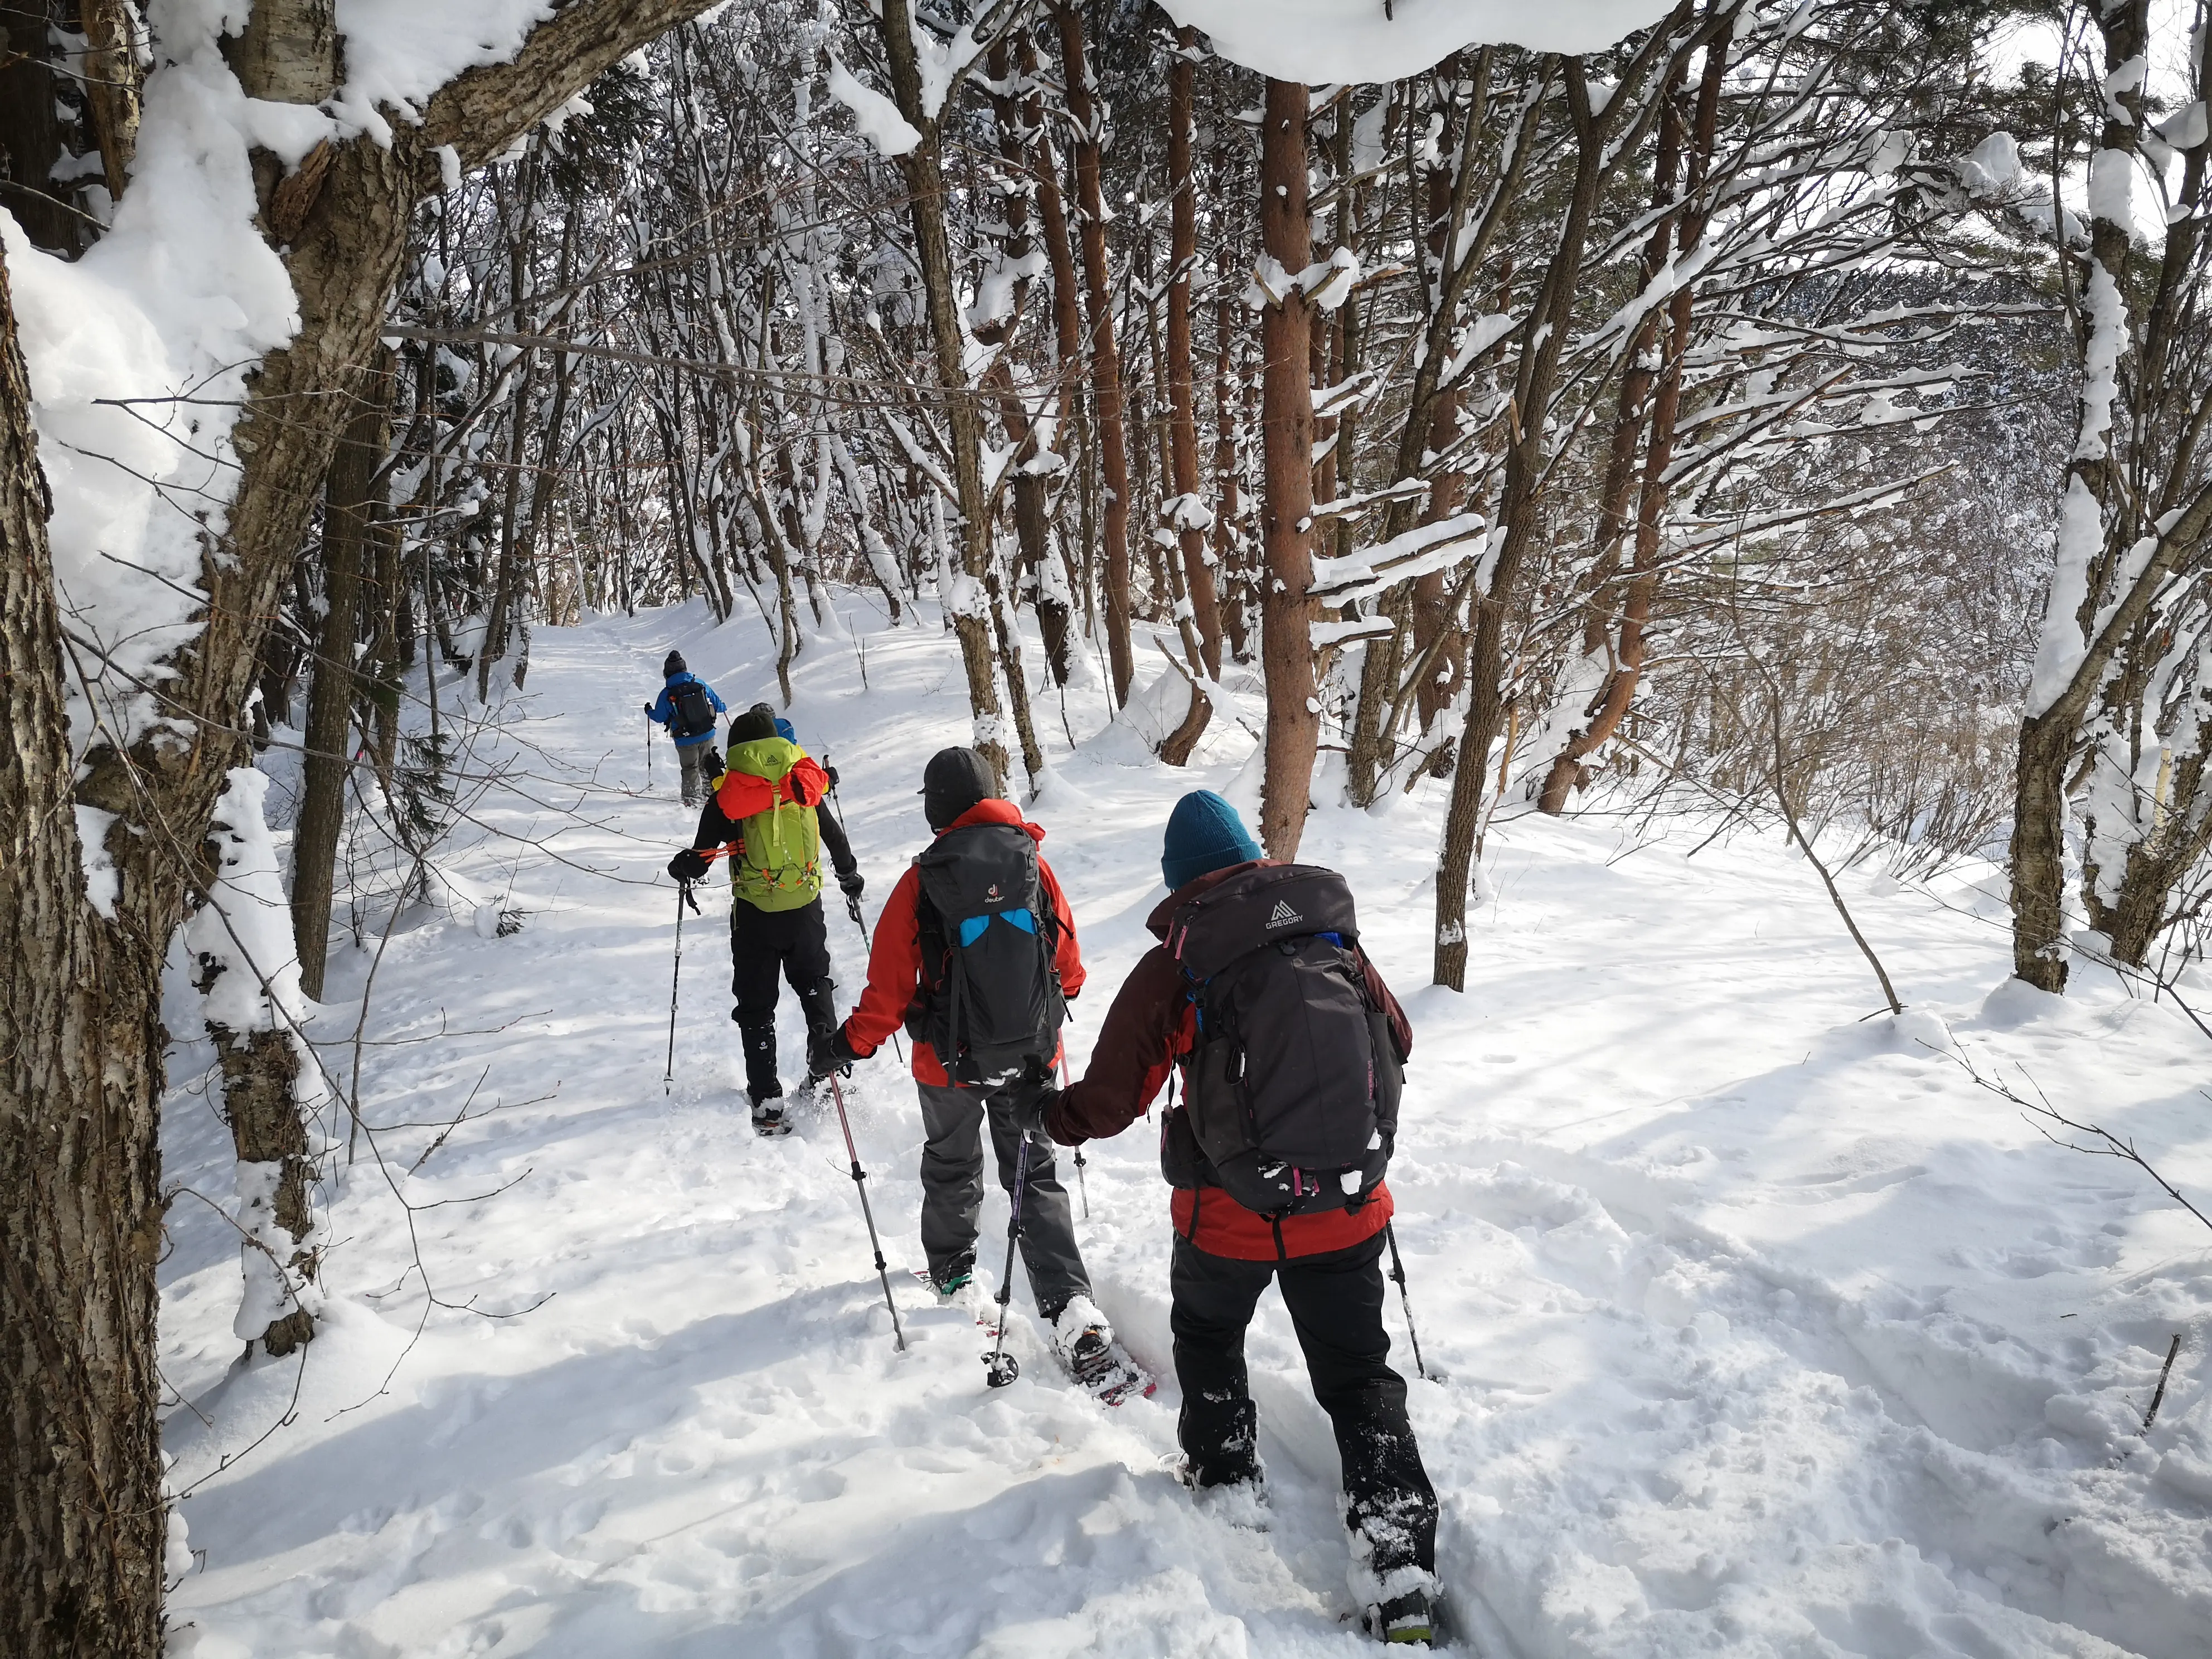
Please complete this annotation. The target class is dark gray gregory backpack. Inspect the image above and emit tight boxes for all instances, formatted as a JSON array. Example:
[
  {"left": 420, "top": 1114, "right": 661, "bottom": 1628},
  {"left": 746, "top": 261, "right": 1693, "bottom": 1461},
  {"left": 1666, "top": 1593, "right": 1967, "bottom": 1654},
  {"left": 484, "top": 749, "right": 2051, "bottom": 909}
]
[
  {"left": 1166, "top": 864, "right": 1401, "bottom": 1217},
  {"left": 909, "top": 822, "right": 1065, "bottom": 1087}
]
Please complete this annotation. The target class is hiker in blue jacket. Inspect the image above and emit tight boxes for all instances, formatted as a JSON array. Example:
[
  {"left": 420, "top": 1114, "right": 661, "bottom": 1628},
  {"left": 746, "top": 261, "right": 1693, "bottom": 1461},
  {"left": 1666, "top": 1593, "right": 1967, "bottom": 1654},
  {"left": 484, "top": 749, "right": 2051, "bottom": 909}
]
[{"left": 645, "top": 651, "right": 727, "bottom": 806}]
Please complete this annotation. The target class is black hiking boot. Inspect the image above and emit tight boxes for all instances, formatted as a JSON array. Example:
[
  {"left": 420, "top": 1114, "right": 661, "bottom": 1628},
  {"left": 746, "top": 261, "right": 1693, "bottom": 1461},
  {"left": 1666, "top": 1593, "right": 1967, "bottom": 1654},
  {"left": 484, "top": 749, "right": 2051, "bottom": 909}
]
[
  {"left": 738, "top": 1018, "right": 781, "bottom": 1107},
  {"left": 925, "top": 1256, "right": 974, "bottom": 1297},
  {"left": 797, "top": 978, "right": 841, "bottom": 1089},
  {"left": 1365, "top": 1588, "right": 1435, "bottom": 1646},
  {"left": 750, "top": 1095, "right": 790, "bottom": 1136}
]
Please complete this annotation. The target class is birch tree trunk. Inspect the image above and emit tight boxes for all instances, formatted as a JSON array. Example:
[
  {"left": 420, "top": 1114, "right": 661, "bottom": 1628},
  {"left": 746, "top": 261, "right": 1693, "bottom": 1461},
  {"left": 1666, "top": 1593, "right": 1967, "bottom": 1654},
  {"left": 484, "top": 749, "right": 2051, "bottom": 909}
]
[{"left": 1257, "top": 78, "right": 1321, "bottom": 859}]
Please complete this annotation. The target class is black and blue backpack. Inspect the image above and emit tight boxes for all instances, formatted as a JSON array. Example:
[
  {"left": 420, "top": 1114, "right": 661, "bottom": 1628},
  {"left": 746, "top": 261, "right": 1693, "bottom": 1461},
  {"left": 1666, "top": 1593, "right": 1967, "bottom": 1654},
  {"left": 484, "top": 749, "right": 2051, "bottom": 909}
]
[
  {"left": 906, "top": 823, "right": 1065, "bottom": 1087},
  {"left": 669, "top": 677, "right": 717, "bottom": 741},
  {"left": 1162, "top": 864, "right": 1402, "bottom": 1217}
]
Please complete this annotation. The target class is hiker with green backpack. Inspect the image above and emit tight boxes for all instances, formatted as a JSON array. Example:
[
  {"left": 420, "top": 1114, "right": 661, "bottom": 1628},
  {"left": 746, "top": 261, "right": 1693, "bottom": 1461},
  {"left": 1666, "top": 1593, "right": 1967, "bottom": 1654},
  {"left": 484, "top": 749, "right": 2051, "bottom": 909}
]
[{"left": 666, "top": 704, "right": 864, "bottom": 1133}]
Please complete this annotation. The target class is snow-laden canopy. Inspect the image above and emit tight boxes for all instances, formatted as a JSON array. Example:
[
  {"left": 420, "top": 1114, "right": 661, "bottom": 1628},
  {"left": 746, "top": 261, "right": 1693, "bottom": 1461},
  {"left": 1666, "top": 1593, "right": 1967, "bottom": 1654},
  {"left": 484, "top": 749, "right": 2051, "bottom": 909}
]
[{"left": 1157, "top": 0, "right": 1680, "bottom": 83}]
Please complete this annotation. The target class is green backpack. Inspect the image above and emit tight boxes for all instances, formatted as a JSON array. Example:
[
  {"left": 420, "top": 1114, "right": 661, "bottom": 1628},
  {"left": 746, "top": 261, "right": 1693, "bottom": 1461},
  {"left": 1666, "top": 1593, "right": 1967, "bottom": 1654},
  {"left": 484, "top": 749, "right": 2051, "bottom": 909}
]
[{"left": 723, "top": 736, "right": 822, "bottom": 912}]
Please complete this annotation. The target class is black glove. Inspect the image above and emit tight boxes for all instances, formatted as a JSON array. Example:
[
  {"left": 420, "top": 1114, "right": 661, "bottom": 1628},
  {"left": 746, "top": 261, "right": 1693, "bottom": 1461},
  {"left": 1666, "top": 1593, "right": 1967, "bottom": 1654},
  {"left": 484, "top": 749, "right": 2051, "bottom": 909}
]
[
  {"left": 810, "top": 1023, "right": 862, "bottom": 1078},
  {"left": 643, "top": 704, "right": 654, "bottom": 716},
  {"left": 838, "top": 870, "right": 865, "bottom": 900},
  {"left": 826, "top": 764, "right": 841, "bottom": 790},
  {"left": 667, "top": 848, "right": 710, "bottom": 882},
  {"left": 1014, "top": 1086, "right": 1058, "bottom": 1137}
]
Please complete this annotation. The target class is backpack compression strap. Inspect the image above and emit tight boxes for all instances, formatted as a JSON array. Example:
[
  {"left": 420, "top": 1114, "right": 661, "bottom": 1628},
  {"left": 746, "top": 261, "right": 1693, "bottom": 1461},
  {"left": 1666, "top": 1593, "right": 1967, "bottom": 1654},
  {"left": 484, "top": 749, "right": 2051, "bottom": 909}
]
[{"left": 712, "top": 756, "right": 828, "bottom": 818}]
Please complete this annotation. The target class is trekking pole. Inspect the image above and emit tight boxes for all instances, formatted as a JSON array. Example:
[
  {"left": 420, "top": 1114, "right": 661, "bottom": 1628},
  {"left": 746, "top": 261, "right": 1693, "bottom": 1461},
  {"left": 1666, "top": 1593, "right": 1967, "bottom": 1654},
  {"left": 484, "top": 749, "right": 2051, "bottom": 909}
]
[
  {"left": 665, "top": 879, "right": 699, "bottom": 1092},
  {"left": 1059, "top": 1047, "right": 1088, "bottom": 1221},
  {"left": 983, "top": 1129, "right": 1036, "bottom": 1388},
  {"left": 1382, "top": 1221, "right": 1430, "bottom": 1382},
  {"left": 827, "top": 1070, "right": 906, "bottom": 1352}
]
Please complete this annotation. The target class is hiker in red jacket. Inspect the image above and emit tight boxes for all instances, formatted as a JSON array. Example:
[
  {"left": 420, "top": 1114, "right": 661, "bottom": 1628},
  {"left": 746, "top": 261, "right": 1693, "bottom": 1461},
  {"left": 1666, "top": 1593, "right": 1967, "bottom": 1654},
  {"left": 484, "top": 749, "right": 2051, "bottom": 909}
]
[
  {"left": 814, "top": 748, "right": 1128, "bottom": 1388},
  {"left": 1045, "top": 789, "right": 1439, "bottom": 1646}
]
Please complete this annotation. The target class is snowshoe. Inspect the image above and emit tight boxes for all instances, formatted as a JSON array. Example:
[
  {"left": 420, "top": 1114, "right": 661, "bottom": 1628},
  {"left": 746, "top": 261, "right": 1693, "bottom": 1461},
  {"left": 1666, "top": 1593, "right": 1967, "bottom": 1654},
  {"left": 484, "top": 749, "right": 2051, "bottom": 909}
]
[
  {"left": 1364, "top": 1588, "right": 1437, "bottom": 1647},
  {"left": 750, "top": 1099, "right": 792, "bottom": 1137},
  {"left": 921, "top": 1260, "right": 974, "bottom": 1298},
  {"left": 1051, "top": 1296, "right": 1155, "bottom": 1406},
  {"left": 912, "top": 1265, "right": 996, "bottom": 1335},
  {"left": 1168, "top": 1454, "right": 1271, "bottom": 1529}
]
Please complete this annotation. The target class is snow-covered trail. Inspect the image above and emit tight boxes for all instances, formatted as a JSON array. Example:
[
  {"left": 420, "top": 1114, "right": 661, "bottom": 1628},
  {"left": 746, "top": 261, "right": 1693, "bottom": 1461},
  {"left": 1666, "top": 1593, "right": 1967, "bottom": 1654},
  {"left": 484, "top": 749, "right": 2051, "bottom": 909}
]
[{"left": 161, "top": 599, "right": 2212, "bottom": 1658}]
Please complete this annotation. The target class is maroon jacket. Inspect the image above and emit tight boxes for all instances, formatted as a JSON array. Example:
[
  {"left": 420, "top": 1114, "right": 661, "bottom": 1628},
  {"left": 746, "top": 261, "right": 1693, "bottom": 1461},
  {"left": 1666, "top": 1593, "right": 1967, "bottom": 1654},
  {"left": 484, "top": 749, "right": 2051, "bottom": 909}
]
[{"left": 1047, "top": 861, "right": 1413, "bottom": 1261}]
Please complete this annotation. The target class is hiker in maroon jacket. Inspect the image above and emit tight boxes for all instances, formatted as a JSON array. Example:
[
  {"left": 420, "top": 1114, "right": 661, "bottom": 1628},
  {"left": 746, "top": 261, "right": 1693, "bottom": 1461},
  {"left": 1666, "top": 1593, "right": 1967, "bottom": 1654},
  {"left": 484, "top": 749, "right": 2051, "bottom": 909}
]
[{"left": 1045, "top": 789, "right": 1439, "bottom": 1645}]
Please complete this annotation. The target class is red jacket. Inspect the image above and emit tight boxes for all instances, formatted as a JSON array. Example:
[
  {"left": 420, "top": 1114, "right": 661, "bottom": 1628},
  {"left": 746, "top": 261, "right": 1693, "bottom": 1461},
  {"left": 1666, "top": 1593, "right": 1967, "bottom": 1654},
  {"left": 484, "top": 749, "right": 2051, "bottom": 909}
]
[
  {"left": 844, "top": 799, "right": 1086, "bottom": 1087},
  {"left": 1048, "top": 861, "right": 1413, "bottom": 1262}
]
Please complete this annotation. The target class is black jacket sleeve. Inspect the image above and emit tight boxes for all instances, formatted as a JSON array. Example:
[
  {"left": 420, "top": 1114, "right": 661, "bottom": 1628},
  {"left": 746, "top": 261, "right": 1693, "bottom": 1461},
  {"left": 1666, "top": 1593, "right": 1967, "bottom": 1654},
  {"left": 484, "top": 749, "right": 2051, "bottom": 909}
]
[
  {"left": 691, "top": 792, "right": 738, "bottom": 853},
  {"left": 816, "top": 798, "right": 857, "bottom": 879}
]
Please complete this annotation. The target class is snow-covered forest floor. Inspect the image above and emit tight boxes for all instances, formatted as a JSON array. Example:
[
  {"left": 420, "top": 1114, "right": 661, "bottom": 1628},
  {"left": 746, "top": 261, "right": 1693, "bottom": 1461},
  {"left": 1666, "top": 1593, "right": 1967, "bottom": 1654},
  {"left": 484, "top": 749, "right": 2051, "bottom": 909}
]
[{"left": 159, "top": 598, "right": 2212, "bottom": 1658}]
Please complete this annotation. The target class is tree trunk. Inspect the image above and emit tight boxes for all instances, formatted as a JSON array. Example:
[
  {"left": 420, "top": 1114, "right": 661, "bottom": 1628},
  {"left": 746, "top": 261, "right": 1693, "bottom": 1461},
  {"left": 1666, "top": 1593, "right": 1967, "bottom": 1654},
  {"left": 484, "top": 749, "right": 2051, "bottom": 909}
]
[
  {"left": 986, "top": 36, "right": 1074, "bottom": 689},
  {"left": 880, "top": 0, "right": 1012, "bottom": 786},
  {"left": 1536, "top": 45, "right": 1709, "bottom": 815},
  {"left": 2009, "top": 0, "right": 2154, "bottom": 991},
  {"left": 2, "top": 224, "right": 168, "bottom": 1659},
  {"left": 1211, "top": 163, "right": 1250, "bottom": 662},
  {"left": 293, "top": 377, "right": 386, "bottom": 1000},
  {"left": 1257, "top": 78, "right": 1321, "bottom": 860},
  {"left": 81, "top": 0, "right": 145, "bottom": 203},
  {"left": 0, "top": 2, "right": 80, "bottom": 255},
  {"left": 26, "top": 6, "right": 725, "bottom": 1645},
  {"left": 1166, "top": 28, "right": 1224, "bottom": 679},
  {"left": 1434, "top": 59, "right": 1633, "bottom": 991},
  {"left": 477, "top": 353, "right": 535, "bottom": 701},
  {"left": 1026, "top": 31, "right": 1084, "bottom": 682},
  {"left": 1055, "top": 3, "right": 1135, "bottom": 705}
]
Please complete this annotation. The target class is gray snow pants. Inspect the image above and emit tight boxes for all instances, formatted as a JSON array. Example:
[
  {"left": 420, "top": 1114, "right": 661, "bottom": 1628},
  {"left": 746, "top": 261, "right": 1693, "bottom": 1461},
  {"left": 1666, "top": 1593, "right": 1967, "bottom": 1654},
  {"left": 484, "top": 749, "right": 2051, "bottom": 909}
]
[
  {"left": 677, "top": 743, "right": 709, "bottom": 806},
  {"left": 916, "top": 1078, "right": 1090, "bottom": 1320}
]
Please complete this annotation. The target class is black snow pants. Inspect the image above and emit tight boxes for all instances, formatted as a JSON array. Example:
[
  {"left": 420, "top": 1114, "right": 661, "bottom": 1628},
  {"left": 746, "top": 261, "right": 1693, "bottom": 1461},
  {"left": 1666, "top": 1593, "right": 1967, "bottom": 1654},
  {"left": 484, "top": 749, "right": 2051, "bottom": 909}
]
[
  {"left": 728, "top": 895, "right": 836, "bottom": 1103},
  {"left": 1170, "top": 1230, "right": 1438, "bottom": 1579},
  {"left": 916, "top": 1077, "right": 1091, "bottom": 1321}
]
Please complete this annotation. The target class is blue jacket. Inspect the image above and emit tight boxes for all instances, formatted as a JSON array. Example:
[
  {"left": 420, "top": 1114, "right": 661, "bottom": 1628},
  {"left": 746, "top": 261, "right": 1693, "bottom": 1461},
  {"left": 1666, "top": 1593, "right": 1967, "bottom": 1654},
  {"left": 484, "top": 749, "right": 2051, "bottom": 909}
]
[{"left": 647, "top": 672, "right": 726, "bottom": 748}]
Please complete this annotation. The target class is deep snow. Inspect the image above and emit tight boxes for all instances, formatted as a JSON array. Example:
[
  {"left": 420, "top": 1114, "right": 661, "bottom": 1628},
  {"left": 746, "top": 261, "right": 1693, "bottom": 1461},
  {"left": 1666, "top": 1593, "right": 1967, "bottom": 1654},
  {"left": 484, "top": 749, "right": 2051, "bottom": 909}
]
[{"left": 159, "top": 596, "right": 2212, "bottom": 1658}]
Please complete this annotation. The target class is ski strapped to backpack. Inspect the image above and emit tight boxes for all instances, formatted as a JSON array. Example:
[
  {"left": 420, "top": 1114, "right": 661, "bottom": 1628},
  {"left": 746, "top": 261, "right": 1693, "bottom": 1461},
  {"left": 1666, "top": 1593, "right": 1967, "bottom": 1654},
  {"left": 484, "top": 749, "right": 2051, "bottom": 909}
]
[
  {"left": 1163, "top": 864, "right": 1403, "bottom": 1219},
  {"left": 906, "top": 822, "right": 1065, "bottom": 1087},
  {"left": 670, "top": 678, "right": 717, "bottom": 741}
]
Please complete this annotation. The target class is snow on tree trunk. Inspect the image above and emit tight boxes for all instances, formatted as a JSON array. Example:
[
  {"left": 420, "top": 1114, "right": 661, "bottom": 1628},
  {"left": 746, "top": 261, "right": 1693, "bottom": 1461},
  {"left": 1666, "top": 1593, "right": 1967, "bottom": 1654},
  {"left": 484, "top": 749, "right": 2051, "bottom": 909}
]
[
  {"left": 1257, "top": 76, "right": 1322, "bottom": 860},
  {"left": 187, "top": 768, "right": 324, "bottom": 1357},
  {"left": 1166, "top": 27, "right": 1225, "bottom": 681}
]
